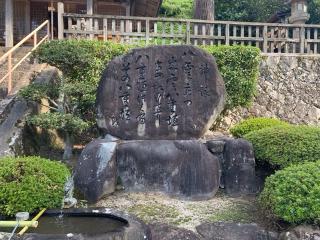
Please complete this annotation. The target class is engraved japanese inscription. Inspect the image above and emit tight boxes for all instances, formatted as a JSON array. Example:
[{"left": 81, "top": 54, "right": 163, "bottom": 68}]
[{"left": 96, "top": 45, "right": 226, "bottom": 140}]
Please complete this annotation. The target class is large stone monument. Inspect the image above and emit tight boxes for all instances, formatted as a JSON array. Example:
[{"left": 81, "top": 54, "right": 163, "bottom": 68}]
[{"left": 75, "top": 45, "right": 256, "bottom": 203}]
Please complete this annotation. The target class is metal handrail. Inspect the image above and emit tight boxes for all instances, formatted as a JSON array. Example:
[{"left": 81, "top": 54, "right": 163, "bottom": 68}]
[{"left": 0, "top": 20, "right": 50, "bottom": 94}]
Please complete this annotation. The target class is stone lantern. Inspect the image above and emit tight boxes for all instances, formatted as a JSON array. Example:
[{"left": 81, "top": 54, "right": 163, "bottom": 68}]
[{"left": 289, "top": 0, "right": 310, "bottom": 24}]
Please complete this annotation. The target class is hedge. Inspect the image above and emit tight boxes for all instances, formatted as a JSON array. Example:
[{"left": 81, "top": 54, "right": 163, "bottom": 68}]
[
  {"left": 244, "top": 125, "right": 320, "bottom": 168},
  {"left": 230, "top": 117, "right": 289, "bottom": 138},
  {"left": 0, "top": 156, "right": 70, "bottom": 216},
  {"left": 203, "top": 45, "right": 261, "bottom": 110},
  {"left": 260, "top": 160, "right": 320, "bottom": 224}
]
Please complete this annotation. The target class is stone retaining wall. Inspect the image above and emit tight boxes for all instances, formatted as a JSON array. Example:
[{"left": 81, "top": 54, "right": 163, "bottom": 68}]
[{"left": 219, "top": 55, "right": 320, "bottom": 130}]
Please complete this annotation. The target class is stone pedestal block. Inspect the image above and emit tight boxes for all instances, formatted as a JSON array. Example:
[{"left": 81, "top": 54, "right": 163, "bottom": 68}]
[
  {"left": 223, "top": 138, "right": 256, "bottom": 196},
  {"left": 117, "top": 140, "right": 220, "bottom": 200},
  {"left": 74, "top": 138, "right": 117, "bottom": 202}
]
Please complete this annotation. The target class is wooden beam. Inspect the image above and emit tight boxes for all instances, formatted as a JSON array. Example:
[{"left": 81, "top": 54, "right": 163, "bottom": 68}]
[
  {"left": 57, "top": 2, "right": 64, "bottom": 40},
  {"left": 87, "top": 0, "right": 93, "bottom": 39},
  {"left": 5, "top": 0, "right": 13, "bottom": 47},
  {"left": 25, "top": 0, "right": 31, "bottom": 34},
  {"left": 87, "top": 0, "right": 93, "bottom": 14}
]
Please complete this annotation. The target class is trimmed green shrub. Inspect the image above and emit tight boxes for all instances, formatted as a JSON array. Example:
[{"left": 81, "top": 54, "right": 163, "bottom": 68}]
[
  {"left": 260, "top": 161, "right": 320, "bottom": 224},
  {"left": 230, "top": 117, "right": 289, "bottom": 138},
  {"left": 244, "top": 125, "right": 320, "bottom": 168},
  {"left": 0, "top": 156, "right": 70, "bottom": 216},
  {"left": 203, "top": 45, "right": 261, "bottom": 110}
]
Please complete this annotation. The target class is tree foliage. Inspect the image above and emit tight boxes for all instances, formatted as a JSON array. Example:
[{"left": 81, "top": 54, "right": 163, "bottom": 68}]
[
  {"left": 20, "top": 40, "right": 131, "bottom": 159},
  {"left": 160, "top": 0, "right": 320, "bottom": 23}
]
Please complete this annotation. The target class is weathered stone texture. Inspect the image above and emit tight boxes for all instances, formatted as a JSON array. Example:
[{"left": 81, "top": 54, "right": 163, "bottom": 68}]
[
  {"left": 196, "top": 222, "right": 279, "bottom": 240},
  {"left": 97, "top": 45, "right": 226, "bottom": 140},
  {"left": 219, "top": 56, "right": 320, "bottom": 130},
  {"left": 117, "top": 140, "right": 220, "bottom": 200},
  {"left": 74, "top": 138, "right": 118, "bottom": 203}
]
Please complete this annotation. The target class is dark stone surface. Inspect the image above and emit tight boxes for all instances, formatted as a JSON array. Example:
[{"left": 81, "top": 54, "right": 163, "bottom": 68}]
[
  {"left": 8, "top": 208, "right": 151, "bottom": 240},
  {"left": 196, "top": 222, "right": 279, "bottom": 240},
  {"left": 74, "top": 138, "right": 118, "bottom": 203},
  {"left": 279, "top": 225, "right": 320, "bottom": 240},
  {"left": 150, "top": 223, "right": 202, "bottom": 240},
  {"left": 206, "top": 140, "right": 225, "bottom": 154},
  {"left": 117, "top": 140, "right": 220, "bottom": 200},
  {"left": 222, "top": 138, "right": 256, "bottom": 196},
  {"left": 97, "top": 45, "right": 226, "bottom": 140}
]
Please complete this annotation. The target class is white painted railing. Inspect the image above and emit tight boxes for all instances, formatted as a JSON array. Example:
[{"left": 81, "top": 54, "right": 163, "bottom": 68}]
[{"left": 0, "top": 20, "right": 50, "bottom": 94}]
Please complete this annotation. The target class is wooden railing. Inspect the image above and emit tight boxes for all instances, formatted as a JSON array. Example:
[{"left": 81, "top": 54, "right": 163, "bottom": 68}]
[
  {"left": 61, "top": 13, "right": 320, "bottom": 55},
  {"left": 0, "top": 20, "right": 50, "bottom": 94}
]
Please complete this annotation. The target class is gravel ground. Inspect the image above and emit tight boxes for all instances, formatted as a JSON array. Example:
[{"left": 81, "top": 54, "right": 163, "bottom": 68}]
[{"left": 95, "top": 191, "right": 262, "bottom": 231}]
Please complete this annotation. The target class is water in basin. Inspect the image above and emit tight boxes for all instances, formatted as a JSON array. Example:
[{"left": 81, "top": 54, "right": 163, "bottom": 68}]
[{"left": 1, "top": 214, "right": 128, "bottom": 235}]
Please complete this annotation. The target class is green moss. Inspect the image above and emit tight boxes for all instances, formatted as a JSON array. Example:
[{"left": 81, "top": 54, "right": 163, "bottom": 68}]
[
  {"left": 127, "top": 203, "right": 180, "bottom": 224},
  {"left": 207, "top": 204, "right": 255, "bottom": 223}
]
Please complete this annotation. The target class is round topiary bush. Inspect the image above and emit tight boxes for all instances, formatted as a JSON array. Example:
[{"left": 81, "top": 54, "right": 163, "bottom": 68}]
[
  {"left": 230, "top": 117, "right": 289, "bottom": 138},
  {"left": 0, "top": 156, "right": 70, "bottom": 216},
  {"left": 244, "top": 125, "right": 320, "bottom": 168},
  {"left": 259, "top": 161, "right": 320, "bottom": 224}
]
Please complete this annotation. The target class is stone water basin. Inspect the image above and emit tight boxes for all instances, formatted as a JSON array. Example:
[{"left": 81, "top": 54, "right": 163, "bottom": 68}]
[{"left": 0, "top": 208, "right": 149, "bottom": 240}]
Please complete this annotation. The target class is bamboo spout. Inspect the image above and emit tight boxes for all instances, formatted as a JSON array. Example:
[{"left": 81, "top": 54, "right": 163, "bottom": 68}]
[{"left": 0, "top": 221, "right": 38, "bottom": 228}]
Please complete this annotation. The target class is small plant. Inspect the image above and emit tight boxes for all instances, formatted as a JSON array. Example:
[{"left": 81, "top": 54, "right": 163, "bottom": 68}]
[
  {"left": 244, "top": 125, "right": 320, "bottom": 168},
  {"left": 0, "top": 156, "right": 70, "bottom": 216},
  {"left": 260, "top": 161, "right": 320, "bottom": 224},
  {"left": 230, "top": 117, "right": 289, "bottom": 138}
]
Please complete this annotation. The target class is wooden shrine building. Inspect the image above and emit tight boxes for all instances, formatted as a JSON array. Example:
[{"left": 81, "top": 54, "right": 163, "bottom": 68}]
[{"left": 1, "top": 0, "right": 163, "bottom": 47}]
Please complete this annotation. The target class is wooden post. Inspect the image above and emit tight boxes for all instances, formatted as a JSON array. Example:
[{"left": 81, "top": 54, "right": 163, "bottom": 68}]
[
  {"left": 87, "top": 0, "right": 93, "bottom": 39},
  {"left": 34, "top": 32, "right": 37, "bottom": 48},
  {"left": 225, "top": 23, "right": 230, "bottom": 45},
  {"left": 50, "top": 0, "right": 54, "bottom": 39},
  {"left": 8, "top": 53, "right": 12, "bottom": 94},
  {"left": 263, "top": 25, "right": 268, "bottom": 53},
  {"left": 146, "top": 19, "right": 150, "bottom": 44},
  {"left": 57, "top": 2, "right": 64, "bottom": 40},
  {"left": 25, "top": 0, "right": 31, "bottom": 35},
  {"left": 186, "top": 21, "right": 191, "bottom": 44},
  {"left": 300, "top": 27, "right": 305, "bottom": 54},
  {"left": 5, "top": 0, "right": 14, "bottom": 47}
]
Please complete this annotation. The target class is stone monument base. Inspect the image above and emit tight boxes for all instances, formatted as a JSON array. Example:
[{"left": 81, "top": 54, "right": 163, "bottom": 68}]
[{"left": 74, "top": 136, "right": 256, "bottom": 203}]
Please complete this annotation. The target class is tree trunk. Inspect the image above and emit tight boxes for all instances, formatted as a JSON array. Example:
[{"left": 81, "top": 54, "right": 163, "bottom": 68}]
[
  {"left": 194, "top": 0, "right": 215, "bottom": 20},
  {"left": 63, "top": 132, "right": 74, "bottom": 161}
]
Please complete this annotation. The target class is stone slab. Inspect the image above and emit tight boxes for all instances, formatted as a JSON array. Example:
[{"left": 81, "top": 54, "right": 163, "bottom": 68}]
[
  {"left": 97, "top": 45, "right": 226, "bottom": 140},
  {"left": 196, "top": 222, "right": 279, "bottom": 240},
  {"left": 74, "top": 138, "right": 117, "bottom": 203},
  {"left": 117, "top": 140, "right": 220, "bottom": 200}
]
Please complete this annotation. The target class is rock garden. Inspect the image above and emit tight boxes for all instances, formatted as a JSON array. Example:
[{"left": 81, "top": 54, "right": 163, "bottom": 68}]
[{"left": 0, "top": 40, "right": 319, "bottom": 240}]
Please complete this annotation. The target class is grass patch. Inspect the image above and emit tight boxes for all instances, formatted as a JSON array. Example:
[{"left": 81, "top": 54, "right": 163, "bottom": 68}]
[{"left": 206, "top": 203, "right": 255, "bottom": 223}]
